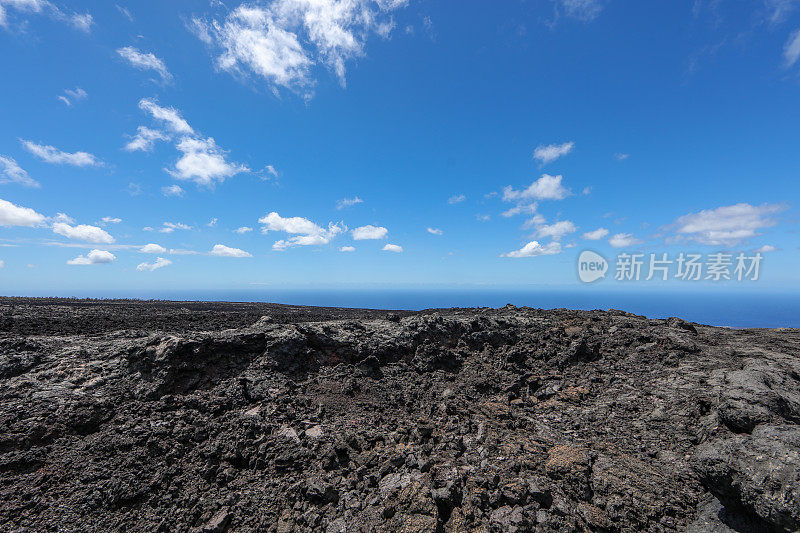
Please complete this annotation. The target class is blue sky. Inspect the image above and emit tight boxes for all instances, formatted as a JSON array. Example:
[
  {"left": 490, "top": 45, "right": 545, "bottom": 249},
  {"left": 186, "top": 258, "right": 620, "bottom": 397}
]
[{"left": 0, "top": 0, "right": 799, "bottom": 295}]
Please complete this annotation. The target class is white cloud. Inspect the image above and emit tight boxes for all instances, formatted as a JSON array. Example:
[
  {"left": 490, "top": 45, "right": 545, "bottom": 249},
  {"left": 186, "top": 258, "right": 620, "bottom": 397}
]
[
  {"left": 162, "top": 184, "right": 185, "bottom": 197},
  {"left": 125, "top": 126, "right": 170, "bottom": 152},
  {"left": 501, "top": 203, "right": 537, "bottom": 218},
  {"left": 522, "top": 214, "right": 547, "bottom": 229},
  {"left": 140, "top": 243, "right": 167, "bottom": 254},
  {"left": 234, "top": 226, "right": 253, "bottom": 234},
  {"left": 67, "top": 249, "right": 115, "bottom": 265},
  {"left": 0, "top": 259, "right": 4, "bottom": 268},
  {"left": 169, "top": 137, "right": 249, "bottom": 186},
  {"left": 159, "top": 222, "right": 192, "bottom": 234},
  {"left": 582, "top": 227, "right": 609, "bottom": 240},
  {"left": 784, "top": 29, "right": 800, "bottom": 68},
  {"left": 339, "top": 245, "right": 355, "bottom": 252},
  {"left": 448, "top": 194, "right": 466, "bottom": 204},
  {"left": 0, "top": 0, "right": 93, "bottom": 32},
  {"left": 503, "top": 174, "right": 571, "bottom": 202},
  {"left": 259, "top": 211, "right": 344, "bottom": 249},
  {"left": 138, "top": 98, "right": 194, "bottom": 135},
  {"left": 264, "top": 164, "right": 279, "bottom": 178},
  {"left": 207, "top": 217, "right": 218, "bottom": 227},
  {"left": 502, "top": 240, "right": 562, "bottom": 258},
  {"left": 608, "top": 232, "right": 641, "bottom": 248},
  {"left": 382, "top": 243, "right": 403, "bottom": 253},
  {"left": 755, "top": 244, "right": 779, "bottom": 253},
  {"left": 101, "top": 216, "right": 122, "bottom": 224},
  {"left": 117, "top": 46, "right": 173, "bottom": 82},
  {"left": 21, "top": 140, "right": 101, "bottom": 167},
  {"left": 0, "top": 156, "right": 38, "bottom": 187},
  {"left": 556, "top": 0, "right": 603, "bottom": 21},
  {"left": 426, "top": 227, "right": 442, "bottom": 235},
  {"left": 533, "top": 141, "right": 574, "bottom": 165},
  {"left": 117, "top": 4, "right": 132, "bottom": 21},
  {"left": 53, "top": 212, "right": 75, "bottom": 224},
  {"left": 57, "top": 87, "right": 87, "bottom": 106},
  {"left": 192, "top": 0, "right": 407, "bottom": 96},
  {"left": 671, "top": 203, "right": 784, "bottom": 246},
  {"left": 0, "top": 198, "right": 46, "bottom": 227},
  {"left": 53, "top": 222, "right": 115, "bottom": 244},
  {"left": 337, "top": 196, "right": 363, "bottom": 209},
  {"left": 137, "top": 257, "right": 172, "bottom": 271},
  {"left": 535, "top": 220, "right": 576, "bottom": 240},
  {"left": 614, "top": 152, "right": 629, "bottom": 161},
  {"left": 352, "top": 224, "right": 388, "bottom": 240},
  {"left": 476, "top": 214, "right": 491, "bottom": 222},
  {"left": 210, "top": 243, "right": 252, "bottom": 257}
]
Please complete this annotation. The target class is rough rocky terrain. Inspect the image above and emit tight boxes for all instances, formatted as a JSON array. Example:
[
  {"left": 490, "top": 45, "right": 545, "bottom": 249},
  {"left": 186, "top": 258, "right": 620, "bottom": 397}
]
[{"left": 0, "top": 297, "right": 798, "bottom": 532}]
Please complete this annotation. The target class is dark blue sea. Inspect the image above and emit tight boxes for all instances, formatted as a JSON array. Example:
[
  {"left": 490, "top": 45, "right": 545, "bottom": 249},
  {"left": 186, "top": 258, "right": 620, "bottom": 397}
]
[{"left": 14, "top": 288, "right": 799, "bottom": 329}]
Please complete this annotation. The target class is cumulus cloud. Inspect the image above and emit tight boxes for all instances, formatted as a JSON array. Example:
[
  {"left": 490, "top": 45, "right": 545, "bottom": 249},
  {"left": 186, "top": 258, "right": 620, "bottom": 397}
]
[
  {"left": 503, "top": 174, "right": 571, "bottom": 202},
  {"left": 533, "top": 141, "right": 574, "bottom": 165},
  {"left": 101, "top": 216, "right": 122, "bottom": 224},
  {"left": 382, "top": 243, "right": 403, "bottom": 253},
  {"left": 426, "top": 227, "right": 442, "bottom": 235},
  {"left": 582, "top": 227, "right": 609, "bottom": 240},
  {"left": 67, "top": 249, "right": 115, "bottom": 265},
  {"left": 535, "top": 220, "right": 576, "bottom": 240},
  {"left": 755, "top": 244, "right": 779, "bottom": 253},
  {"left": 53, "top": 212, "right": 74, "bottom": 224},
  {"left": 448, "top": 194, "right": 466, "bottom": 204},
  {"left": 0, "top": 198, "right": 46, "bottom": 227},
  {"left": 117, "top": 46, "right": 173, "bottom": 82},
  {"left": 352, "top": 224, "right": 388, "bottom": 240},
  {"left": 125, "top": 126, "right": 170, "bottom": 152},
  {"left": 53, "top": 222, "right": 115, "bottom": 244},
  {"left": 784, "top": 29, "right": 800, "bottom": 68},
  {"left": 137, "top": 257, "right": 172, "bottom": 271},
  {"left": 210, "top": 244, "right": 252, "bottom": 257},
  {"left": 159, "top": 222, "right": 192, "bottom": 233},
  {"left": 259, "top": 211, "right": 344, "bottom": 249},
  {"left": 169, "top": 137, "right": 249, "bottom": 186},
  {"left": 0, "top": 156, "right": 38, "bottom": 187},
  {"left": 234, "top": 226, "right": 253, "bottom": 234},
  {"left": 162, "top": 184, "right": 185, "bottom": 197},
  {"left": 339, "top": 245, "right": 355, "bottom": 252},
  {"left": 140, "top": 243, "right": 167, "bottom": 254},
  {"left": 671, "top": 203, "right": 784, "bottom": 246},
  {"left": 501, "top": 240, "right": 562, "bottom": 258},
  {"left": 191, "top": 0, "right": 407, "bottom": 97},
  {"left": 337, "top": 196, "right": 363, "bottom": 209},
  {"left": 608, "top": 233, "right": 642, "bottom": 248},
  {"left": 21, "top": 140, "right": 101, "bottom": 167},
  {"left": 57, "top": 87, "right": 87, "bottom": 106}
]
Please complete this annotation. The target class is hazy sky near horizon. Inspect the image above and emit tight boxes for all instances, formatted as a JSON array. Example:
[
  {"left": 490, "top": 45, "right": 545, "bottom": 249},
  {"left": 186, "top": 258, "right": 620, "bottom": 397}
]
[{"left": 0, "top": 0, "right": 799, "bottom": 293}]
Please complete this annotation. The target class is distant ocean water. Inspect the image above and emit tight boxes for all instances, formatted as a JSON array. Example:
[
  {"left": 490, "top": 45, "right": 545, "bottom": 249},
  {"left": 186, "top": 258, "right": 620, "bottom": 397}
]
[{"left": 19, "top": 288, "right": 798, "bottom": 329}]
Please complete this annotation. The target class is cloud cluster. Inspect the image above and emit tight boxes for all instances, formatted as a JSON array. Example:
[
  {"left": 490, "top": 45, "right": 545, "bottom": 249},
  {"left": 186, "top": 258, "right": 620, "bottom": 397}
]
[
  {"left": 21, "top": 140, "right": 101, "bottom": 167},
  {"left": 533, "top": 141, "right": 574, "bottom": 165},
  {"left": 210, "top": 244, "right": 252, "bottom": 257},
  {"left": 52, "top": 222, "right": 115, "bottom": 244},
  {"left": 502, "top": 240, "right": 562, "bottom": 258},
  {"left": 67, "top": 249, "right": 115, "bottom": 265},
  {"left": 671, "top": 203, "right": 784, "bottom": 246},
  {"left": 503, "top": 174, "right": 571, "bottom": 202},
  {"left": 137, "top": 257, "right": 172, "bottom": 271},
  {"left": 0, "top": 156, "right": 39, "bottom": 187},
  {"left": 117, "top": 46, "right": 173, "bottom": 82},
  {"left": 128, "top": 99, "right": 247, "bottom": 187},
  {"left": 259, "top": 211, "right": 344, "bottom": 250},
  {"left": 191, "top": 0, "right": 407, "bottom": 96},
  {"left": 352, "top": 224, "right": 387, "bottom": 240},
  {"left": 0, "top": 0, "right": 93, "bottom": 32}
]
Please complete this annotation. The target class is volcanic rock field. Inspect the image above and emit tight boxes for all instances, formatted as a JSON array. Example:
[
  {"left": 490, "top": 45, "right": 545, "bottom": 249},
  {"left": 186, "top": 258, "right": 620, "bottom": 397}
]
[{"left": 0, "top": 298, "right": 798, "bottom": 532}]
